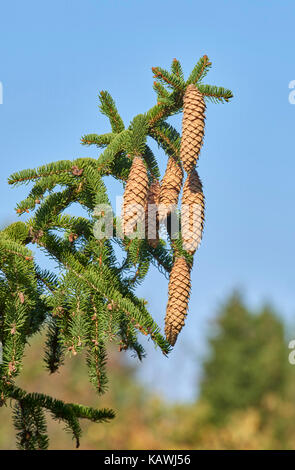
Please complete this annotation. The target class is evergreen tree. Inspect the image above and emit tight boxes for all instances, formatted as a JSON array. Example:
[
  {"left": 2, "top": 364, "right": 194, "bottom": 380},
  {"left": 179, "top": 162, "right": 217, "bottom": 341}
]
[
  {"left": 200, "top": 292, "right": 289, "bottom": 423},
  {"left": 0, "top": 56, "right": 232, "bottom": 448}
]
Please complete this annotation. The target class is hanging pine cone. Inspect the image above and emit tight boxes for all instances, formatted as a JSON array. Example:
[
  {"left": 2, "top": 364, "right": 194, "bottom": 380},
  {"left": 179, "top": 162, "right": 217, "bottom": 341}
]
[
  {"left": 158, "top": 156, "right": 183, "bottom": 222},
  {"left": 145, "top": 180, "right": 161, "bottom": 248},
  {"left": 122, "top": 156, "right": 149, "bottom": 237},
  {"left": 165, "top": 256, "right": 191, "bottom": 346},
  {"left": 180, "top": 84, "right": 206, "bottom": 173},
  {"left": 181, "top": 169, "right": 205, "bottom": 255}
]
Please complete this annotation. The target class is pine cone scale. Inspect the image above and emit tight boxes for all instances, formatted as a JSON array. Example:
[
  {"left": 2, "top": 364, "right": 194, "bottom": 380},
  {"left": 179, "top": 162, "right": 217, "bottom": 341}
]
[
  {"left": 145, "top": 180, "right": 161, "bottom": 248},
  {"left": 122, "top": 156, "right": 149, "bottom": 237},
  {"left": 159, "top": 156, "right": 183, "bottom": 222},
  {"left": 164, "top": 257, "right": 191, "bottom": 346},
  {"left": 181, "top": 169, "right": 205, "bottom": 255},
  {"left": 180, "top": 84, "right": 206, "bottom": 173}
]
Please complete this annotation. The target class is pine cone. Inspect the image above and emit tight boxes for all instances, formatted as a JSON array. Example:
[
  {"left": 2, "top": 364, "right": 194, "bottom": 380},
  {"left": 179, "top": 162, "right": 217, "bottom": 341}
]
[
  {"left": 145, "top": 180, "right": 161, "bottom": 248},
  {"left": 165, "top": 256, "right": 191, "bottom": 346},
  {"left": 180, "top": 84, "right": 206, "bottom": 173},
  {"left": 122, "top": 156, "right": 149, "bottom": 237},
  {"left": 158, "top": 156, "right": 183, "bottom": 222},
  {"left": 181, "top": 169, "right": 205, "bottom": 255}
]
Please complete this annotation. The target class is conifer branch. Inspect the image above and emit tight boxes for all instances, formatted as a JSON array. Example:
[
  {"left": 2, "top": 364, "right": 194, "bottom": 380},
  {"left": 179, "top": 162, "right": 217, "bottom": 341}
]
[
  {"left": 8, "top": 161, "right": 75, "bottom": 186},
  {"left": 5, "top": 384, "right": 115, "bottom": 448},
  {"left": 99, "top": 91, "right": 125, "bottom": 133},
  {"left": 186, "top": 54, "right": 212, "bottom": 84},
  {"left": 143, "top": 145, "right": 161, "bottom": 180},
  {"left": 96, "top": 130, "right": 131, "bottom": 172},
  {"left": 81, "top": 132, "right": 114, "bottom": 147},
  {"left": 149, "top": 122, "right": 181, "bottom": 158},
  {"left": 1, "top": 55, "right": 232, "bottom": 447},
  {"left": 153, "top": 81, "right": 170, "bottom": 100},
  {"left": 152, "top": 67, "right": 185, "bottom": 91},
  {"left": 198, "top": 84, "right": 234, "bottom": 103},
  {"left": 44, "top": 317, "right": 65, "bottom": 374},
  {"left": 171, "top": 58, "right": 184, "bottom": 80}
]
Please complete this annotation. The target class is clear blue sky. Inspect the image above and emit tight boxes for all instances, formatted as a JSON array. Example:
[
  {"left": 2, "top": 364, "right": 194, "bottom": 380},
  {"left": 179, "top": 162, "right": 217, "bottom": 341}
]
[{"left": 0, "top": 0, "right": 295, "bottom": 401}]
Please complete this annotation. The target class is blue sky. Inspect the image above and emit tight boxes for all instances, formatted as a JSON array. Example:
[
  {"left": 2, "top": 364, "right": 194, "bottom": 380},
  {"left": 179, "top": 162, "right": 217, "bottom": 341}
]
[{"left": 0, "top": 0, "right": 295, "bottom": 401}]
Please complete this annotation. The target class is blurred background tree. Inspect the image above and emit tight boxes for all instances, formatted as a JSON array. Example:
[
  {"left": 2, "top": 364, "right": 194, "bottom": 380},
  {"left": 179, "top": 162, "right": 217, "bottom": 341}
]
[
  {"left": 1, "top": 291, "right": 295, "bottom": 450},
  {"left": 199, "top": 292, "right": 289, "bottom": 423}
]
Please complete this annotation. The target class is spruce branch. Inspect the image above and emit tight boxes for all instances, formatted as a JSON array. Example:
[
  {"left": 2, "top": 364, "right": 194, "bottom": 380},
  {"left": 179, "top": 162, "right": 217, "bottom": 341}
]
[
  {"left": 146, "top": 89, "right": 183, "bottom": 128},
  {"left": 5, "top": 384, "right": 115, "bottom": 449},
  {"left": 44, "top": 317, "right": 65, "bottom": 374},
  {"left": 1, "top": 55, "right": 232, "bottom": 448},
  {"left": 13, "top": 400, "right": 49, "bottom": 450},
  {"left": 96, "top": 129, "right": 131, "bottom": 173},
  {"left": 149, "top": 122, "right": 181, "bottom": 159},
  {"left": 126, "top": 114, "right": 148, "bottom": 156},
  {"left": 98, "top": 90, "right": 125, "bottom": 133},
  {"left": 8, "top": 160, "right": 76, "bottom": 186},
  {"left": 143, "top": 145, "right": 161, "bottom": 180},
  {"left": 152, "top": 66, "right": 185, "bottom": 91},
  {"left": 153, "top": 81, "right": 170, "bottom": 100},
  {"left": 81, "top": 132, "right": 114, "bottom": 148},
  {"left": 197, "top": 84, "right": 234, "bottom": 103},
  {"left": 171, "top": 58, "right": 184, "bottom": 80},
  {"left": 186, "top": 54, "right": 212, "bottom": 84}
]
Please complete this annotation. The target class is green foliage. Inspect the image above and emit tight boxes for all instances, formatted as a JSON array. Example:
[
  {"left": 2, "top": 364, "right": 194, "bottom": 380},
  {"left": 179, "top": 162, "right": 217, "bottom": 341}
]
[
  {"left": 98, "top": 91, "right": 125, "bottom": 133},
  {"left": 200, "top": 292, "right": 289, "bottom": 423},
  {"left": 149, "top": 121, "right": 181, "bottom": 159},
  {"left": 152, "top": 66, "right": 185, "bottom": 92},
  {"left": 197, "top": 84, "right": 233, "bottom": 103},
  {"left": 143, "top": 145, "right": 161, "bottom": 180},
  {"left": 0, "top": 56, "right": 233, "bottom": 449},
  {"left": 127, "top": 114, "right": 148, "bottom": 156},
  {"left": 81, "top": 132, "right": 114, "bottom": 148},
  {"left": 13, "top": 400, "right": 49, "bottom": 450},
  {"left": 7, "top": 383, "right": 115, "bottom": 449},
  {"left": 44, "top": 316, "right": 65, "bottom": 374},
  {"left": 186, "top": 55, "right": 212, "bottom": 85},
  {"left": 2, "top": 307, "right": 294, "bottom": 451},
  {"left": 171, "top": 58, "right": 184, "bottom": 80}
]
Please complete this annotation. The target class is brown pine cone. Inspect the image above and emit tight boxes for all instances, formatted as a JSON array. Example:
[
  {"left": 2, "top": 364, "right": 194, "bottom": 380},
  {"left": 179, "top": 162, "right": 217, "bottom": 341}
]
[
  {"left": 165, "top": 256, "right": 191, "bottom": 346},
  {"left": 180, "top": 84, "right": 206, "bottom": 173},
  {"left": 181, "top": 169, "right": 205, "bottom": 255},
  {"left": 122, "top": 156, "right": 149, "bottom": 237},
  {"left": 145, "top": 180, "right": 161, "bottom": 248},
  {"left": 158, "top": 156, "right": 183, "bottom": 222}
]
